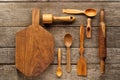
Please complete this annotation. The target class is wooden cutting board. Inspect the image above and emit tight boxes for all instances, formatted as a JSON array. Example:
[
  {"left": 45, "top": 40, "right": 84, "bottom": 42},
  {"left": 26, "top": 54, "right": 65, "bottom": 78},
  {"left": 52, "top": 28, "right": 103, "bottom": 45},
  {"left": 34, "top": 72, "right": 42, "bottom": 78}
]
[{"left": 15, "top": 8, "right": 54, "bottom": 77}]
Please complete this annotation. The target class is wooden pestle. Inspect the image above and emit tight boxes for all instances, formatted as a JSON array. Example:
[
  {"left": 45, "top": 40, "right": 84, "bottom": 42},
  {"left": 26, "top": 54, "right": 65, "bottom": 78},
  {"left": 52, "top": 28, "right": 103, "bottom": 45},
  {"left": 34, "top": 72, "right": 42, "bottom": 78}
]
[
  {"left": 99, "top": 9, "right": 107, "bottom": 74},
  {"left": 42, "top": 14, "right": 75, "bottom": 24}
]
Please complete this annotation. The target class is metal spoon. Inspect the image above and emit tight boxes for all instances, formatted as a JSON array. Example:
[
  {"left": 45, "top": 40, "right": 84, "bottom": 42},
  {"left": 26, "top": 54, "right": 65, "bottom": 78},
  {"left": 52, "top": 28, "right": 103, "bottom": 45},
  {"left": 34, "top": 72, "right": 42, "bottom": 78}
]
[
  {"left": 64, "top": 33, "right": 73, "bottom": 73},
  {"left": 63, "top": 8, "right": 97, "bottom": 17},
  {"left": 56, "top": 48, "right": 62, "bottom": 77}
]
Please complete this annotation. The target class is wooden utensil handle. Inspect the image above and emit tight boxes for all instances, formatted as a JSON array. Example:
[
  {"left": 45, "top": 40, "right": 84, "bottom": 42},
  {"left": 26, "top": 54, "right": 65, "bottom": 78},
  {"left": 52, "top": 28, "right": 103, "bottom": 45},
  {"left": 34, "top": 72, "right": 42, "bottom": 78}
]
[
  {"left": 99, "top": 22, "right": 106, "bottom": 74},
  {"left": 99, "top": 22, "right": 106, "bottom": 58},
  {"left": 80, "top": 24, "right": 84, "bottom": 48},
  {"left": 100, "top": 60, "right": 105, "bottom": 74},
  {"left": 58, "top": 48, "right": 61, "bottom": 67},
  {"left": 66, "top": 47, "right": 71, "bottom": 73},
  {"left": 80, "top": 48, "right": 84, "bottom": 56},
  {"left": 63, "top": 9, "right": 84, "bottom": 14},
  {"left": 32, "top": 8, "right": 40, "bottom": 26},
  {"left": 53, "top": 16, "right": 75, "bottom": 22},
  {"left": 100, "top": 9, "right": 105, "bottom": 22},
  {"left": 86, "top": 18, "right": 92, "bottom": 38}
]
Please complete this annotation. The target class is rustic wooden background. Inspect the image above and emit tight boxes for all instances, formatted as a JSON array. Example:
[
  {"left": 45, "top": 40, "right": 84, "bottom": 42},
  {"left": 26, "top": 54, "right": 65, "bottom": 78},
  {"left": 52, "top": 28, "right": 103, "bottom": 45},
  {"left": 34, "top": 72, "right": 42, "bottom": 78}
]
[{"left": 0, "top": 0, "right": 120, "bottom": 80}]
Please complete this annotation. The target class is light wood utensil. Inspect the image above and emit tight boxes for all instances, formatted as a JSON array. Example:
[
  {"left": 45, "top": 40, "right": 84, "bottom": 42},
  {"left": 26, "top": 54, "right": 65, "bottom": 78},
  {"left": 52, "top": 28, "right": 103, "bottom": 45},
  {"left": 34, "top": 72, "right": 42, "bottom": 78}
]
[
  {"left": 56, "top": 48, "right": 62, "bottom": 77},
  {"left": 16, "top": 8, "right": 54, "bottom": 77},
  {"left": 86, "top": 18, "right": 92, "bottom": 38},
  {"left": 63, "top": 8, "right": 97, "bottom": 17},
  {"left": 77, "top": 24, "right": 87, "bottom": 76},
  {"left": 99, "top": 9, "right": 107, "bottom": 74},
  {"left": 64, "top": 33, "right": 73, "bottom": 73},
  {"left": 42, "top": 14, "right": 75, "bottom": 24}
]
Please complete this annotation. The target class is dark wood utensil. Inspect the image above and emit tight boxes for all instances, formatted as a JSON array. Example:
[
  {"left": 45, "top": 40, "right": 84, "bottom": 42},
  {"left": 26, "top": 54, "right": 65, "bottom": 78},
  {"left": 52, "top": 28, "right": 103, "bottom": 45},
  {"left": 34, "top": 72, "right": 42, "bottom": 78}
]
[
  {"left": 99, "top": 9, "right": 107, "bottom": 74},
  {"left": 77, "top": 24, "right": 87, "bottom": 76},
  {"left": 16, "top": 8, "right": 54, "bottom": 77}
]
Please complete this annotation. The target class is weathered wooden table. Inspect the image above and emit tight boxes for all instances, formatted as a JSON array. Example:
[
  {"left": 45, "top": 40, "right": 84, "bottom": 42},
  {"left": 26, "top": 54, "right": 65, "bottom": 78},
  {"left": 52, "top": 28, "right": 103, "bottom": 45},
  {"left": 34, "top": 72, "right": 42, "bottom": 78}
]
[{"left": 0, "top": 0, "right": 120, "bottom": 80}]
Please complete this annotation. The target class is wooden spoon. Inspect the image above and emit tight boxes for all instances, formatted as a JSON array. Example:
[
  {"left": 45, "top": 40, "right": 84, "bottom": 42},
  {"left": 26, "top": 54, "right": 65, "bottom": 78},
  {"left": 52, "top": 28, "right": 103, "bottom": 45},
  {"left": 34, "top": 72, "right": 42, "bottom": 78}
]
[
  {"left": 64, "top": 33, "right": 73, "bottom": 73},
  {"left": 63, "top": 8, "right": 97, "bottom": 17},
  {"left": 56, "top": 48, "right": 62, "bottom": 77}
]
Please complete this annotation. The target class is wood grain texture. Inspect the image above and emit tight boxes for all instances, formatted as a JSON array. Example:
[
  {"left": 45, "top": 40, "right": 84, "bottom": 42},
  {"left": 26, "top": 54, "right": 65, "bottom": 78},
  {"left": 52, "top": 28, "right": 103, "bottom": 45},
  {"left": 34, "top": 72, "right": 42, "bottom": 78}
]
[
  {"left": 0, "top": 2, "right": 119, "bottom": 26},
  {"left": 0, "top": 0, "right": 48, "bottom": 1},
  {"left": 99, "top": 9, "right": 107, "bottom": 74},
  {"left": 51, "top": 0, "right": 120, "bottom": 1},
  {"left": 0, "top": 64, "right": 120, "bottom": 80},
  {"left": 16, "top": 8, "right": 55, "bottom": 77},
  {"left": 0, "top": 27, "right": 120, "bottom": 48},
  {"left": 0, "top": 0, "right": 120, "bottom": 1},
  {"left": 0, "top": 48, "right": 120, "bottom": 64},
  {"left": 59, "top": 0, "right": 120, "bottom": 1},
  {"left": 0, "top": 0, "right": 119, "bottom": 1},
  {"left": 0, "top": 1, "right": 119, "bottom": 80}
]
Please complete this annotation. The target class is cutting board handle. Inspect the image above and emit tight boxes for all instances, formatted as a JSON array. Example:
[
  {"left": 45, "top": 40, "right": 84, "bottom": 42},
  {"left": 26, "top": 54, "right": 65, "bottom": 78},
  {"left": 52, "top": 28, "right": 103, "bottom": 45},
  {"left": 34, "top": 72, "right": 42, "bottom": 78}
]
[{"left": 32, "top": 8, "right": 40, "bottom": 26}]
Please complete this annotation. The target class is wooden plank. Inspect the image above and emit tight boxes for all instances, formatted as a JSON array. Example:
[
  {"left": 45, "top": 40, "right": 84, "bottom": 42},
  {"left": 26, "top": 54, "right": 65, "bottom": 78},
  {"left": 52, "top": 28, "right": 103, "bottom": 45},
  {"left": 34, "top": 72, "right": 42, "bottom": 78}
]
[
  {"left": 0, "top": 48, "right": 120, "bottom": 64},
  {"left": 0, "top": 0, "right": 119, "bottom": 1},
  {"left": 34, "top": 64, "right": 120, "bottom": 80},
  {"left": 0, "top": 0, "right": 48, "bottom": 1},
  {"left": 59, "top": 0, "right": 120, "bottom": 1},
  {"left": 0, "top": 27, "right": 120, "bottom": 48},
  {"left": 0, "top": 64, "right": 120, "bottom": 80},
  {"left": 0, "top": 48, "right": 15, "bottom": 64},
  {"left": 51, "top": 0, "right": 120, "bottom": 1},
  {"left": 0, "top": 65, "right": 25, "bottom": 80},
  {"left": 0, "top": 2, "right": 119, "bottom": 26}
]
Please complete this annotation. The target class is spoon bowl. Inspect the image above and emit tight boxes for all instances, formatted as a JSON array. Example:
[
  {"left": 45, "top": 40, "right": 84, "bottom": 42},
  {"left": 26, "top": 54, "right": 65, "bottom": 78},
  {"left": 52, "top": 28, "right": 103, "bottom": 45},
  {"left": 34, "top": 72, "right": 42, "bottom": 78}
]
[
  {"left": 56, "top": 67, "right": 62, "bottom": 77},
  {"left": 84, "top": 8, "right": 97, "bottom": 17},
  {"left": 64, "top": 33, "right": 73, "bottom": 47}
]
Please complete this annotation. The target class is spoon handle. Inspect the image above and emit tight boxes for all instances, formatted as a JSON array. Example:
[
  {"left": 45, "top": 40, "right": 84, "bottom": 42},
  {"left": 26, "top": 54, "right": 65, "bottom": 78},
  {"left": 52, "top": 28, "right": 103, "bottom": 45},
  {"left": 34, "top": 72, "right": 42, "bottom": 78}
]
[
  {"left": 100, "top": 9, "right": 105, "bottom": 22},
  {"left": 86, "top": 18, "right": 92, "bottom": 38},
  {"left": 66, "top": 47, "right": 71, "bottom": 73},
  {"left": 58, "top": 48, "right": 61, "bottom": 68},
  {"left": 63, "top": 9, "right": 84, "bottom": 14}
]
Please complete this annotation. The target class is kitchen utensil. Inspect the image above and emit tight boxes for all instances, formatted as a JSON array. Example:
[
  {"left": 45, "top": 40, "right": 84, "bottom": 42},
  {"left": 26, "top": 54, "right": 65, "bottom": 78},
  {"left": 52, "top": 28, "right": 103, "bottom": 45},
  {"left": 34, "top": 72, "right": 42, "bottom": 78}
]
[
  {"left": 16, "top": 8, "right": 54, "bottom": 77},
  {"left": 64, "top": 33, "right": 72, "bottom": 73},
  {"left": 63, "top": 8, "right": 97, "bottom": 17},
  {"left": 86, "top": 18, "right": 92, "bottom": 38},
  {"left": 99, "top": 9, "right": 107, "bottom": 74},
  {"left": 42, "top": 14, "right": 75, "bottom": 24},
  {"left": 77, "top": 24, "right": 87, "bottom": 76},
  {"left": 56, "top": 48, "right": 62, "bottom": 77}
]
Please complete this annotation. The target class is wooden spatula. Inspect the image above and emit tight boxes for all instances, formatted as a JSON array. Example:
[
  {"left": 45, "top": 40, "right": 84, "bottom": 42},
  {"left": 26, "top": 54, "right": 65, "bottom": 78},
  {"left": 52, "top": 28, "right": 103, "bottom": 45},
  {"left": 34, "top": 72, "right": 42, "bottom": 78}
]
[
  {"left": 16, "top": 8, "right": 54, "bottom": 77},
  {"left": 77, "top": 24, "right": 87, "bottom": 76}
]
